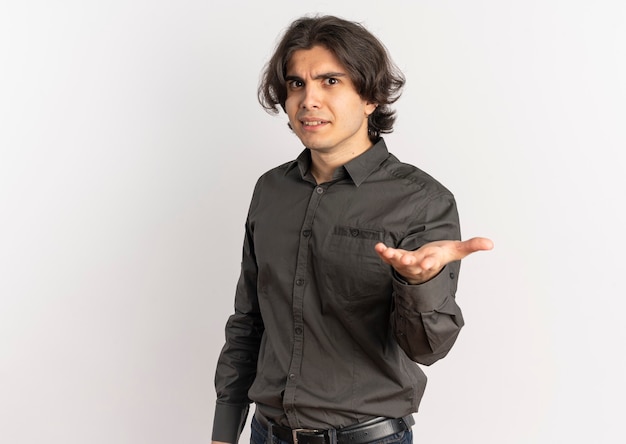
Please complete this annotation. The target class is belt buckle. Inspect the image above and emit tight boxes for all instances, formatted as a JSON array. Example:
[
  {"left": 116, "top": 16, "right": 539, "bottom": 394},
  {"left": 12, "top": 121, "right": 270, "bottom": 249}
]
[{"left": 292, "top": 428, "right": 320, "bottom": 444}]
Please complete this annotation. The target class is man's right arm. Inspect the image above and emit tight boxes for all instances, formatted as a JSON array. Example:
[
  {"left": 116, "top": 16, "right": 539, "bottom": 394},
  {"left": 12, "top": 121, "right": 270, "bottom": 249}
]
[{"left": 212, "top": 218, "right": 264, "bottom": 443}]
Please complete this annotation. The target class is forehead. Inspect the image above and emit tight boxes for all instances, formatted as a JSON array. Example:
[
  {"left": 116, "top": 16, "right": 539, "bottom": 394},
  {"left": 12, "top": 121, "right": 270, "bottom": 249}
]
[{"left": 286, "top": 45, "right": 348, "bottom": 75}]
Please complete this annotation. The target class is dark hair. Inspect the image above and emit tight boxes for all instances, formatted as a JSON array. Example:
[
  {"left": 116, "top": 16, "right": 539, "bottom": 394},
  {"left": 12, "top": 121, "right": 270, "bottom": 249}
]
[{"left": 258, "top": 15, "right": 406, "bottom": 142}]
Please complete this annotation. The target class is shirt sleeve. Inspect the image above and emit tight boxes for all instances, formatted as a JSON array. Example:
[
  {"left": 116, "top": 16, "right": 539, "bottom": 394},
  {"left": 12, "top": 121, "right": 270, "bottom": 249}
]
[
  {"left": 212, "top": 217, "right": 264, "bottom": 443},
  {"left": 390, "top": 191, "right": 464, "bottom": 366}
]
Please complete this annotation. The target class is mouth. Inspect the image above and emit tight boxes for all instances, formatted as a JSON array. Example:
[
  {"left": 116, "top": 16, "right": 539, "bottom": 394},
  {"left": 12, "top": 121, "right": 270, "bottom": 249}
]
[{"left": 299, "top": 119, "right": 329, "bottom": 129}]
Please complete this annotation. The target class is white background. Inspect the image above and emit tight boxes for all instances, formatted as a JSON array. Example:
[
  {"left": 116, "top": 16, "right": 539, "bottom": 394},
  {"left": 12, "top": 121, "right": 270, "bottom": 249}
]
[{"left": 1, "top": 1, "right": 625, "bottom": 443}]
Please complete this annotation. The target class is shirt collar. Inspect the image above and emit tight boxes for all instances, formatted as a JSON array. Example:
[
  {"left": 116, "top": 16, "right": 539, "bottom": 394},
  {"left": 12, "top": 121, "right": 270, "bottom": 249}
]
[
  {"left": 343, "top": 138, "right": 389, "bottom": 186},
  {"left": 287, "top": 138, "right": 390, "bottom": 187}
]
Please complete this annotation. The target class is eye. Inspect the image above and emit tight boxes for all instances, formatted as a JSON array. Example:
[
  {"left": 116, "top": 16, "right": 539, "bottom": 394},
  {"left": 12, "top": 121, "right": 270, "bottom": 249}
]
[
  {"left": 324, "top": 77, "right": 339, "bottom": 86},
  {"left": 288, "top": 79, "right": 304, "bottom": 89}
]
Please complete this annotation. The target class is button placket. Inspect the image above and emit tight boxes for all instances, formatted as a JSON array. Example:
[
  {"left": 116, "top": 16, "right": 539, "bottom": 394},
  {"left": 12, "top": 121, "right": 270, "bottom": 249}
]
[{"left": 283, "top": 184, "right": 326, "bottom": 427}]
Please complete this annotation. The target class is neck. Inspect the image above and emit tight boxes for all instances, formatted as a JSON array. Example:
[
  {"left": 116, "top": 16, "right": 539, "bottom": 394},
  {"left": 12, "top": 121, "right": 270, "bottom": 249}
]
[
  {"left": 309, "top": 142, "right": 373, "bottom": 184},
  {"left": 310, "top": 162, "right": 333, "bottom": 184}
]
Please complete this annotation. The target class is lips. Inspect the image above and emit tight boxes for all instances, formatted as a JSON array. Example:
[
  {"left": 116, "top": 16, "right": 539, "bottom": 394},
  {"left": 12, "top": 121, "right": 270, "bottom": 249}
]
[{"left": 298, "top": 117, "right": 329, "bottom": 129}]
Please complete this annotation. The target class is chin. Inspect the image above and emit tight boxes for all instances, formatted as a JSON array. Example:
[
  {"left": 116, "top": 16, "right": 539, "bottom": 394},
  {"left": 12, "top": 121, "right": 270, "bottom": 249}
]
[
  {"left": 304, "top": 142, "right": 331, "bottom": 151},
  {"left": 298, "top": 138, "right": 325, "bottom": 151}
]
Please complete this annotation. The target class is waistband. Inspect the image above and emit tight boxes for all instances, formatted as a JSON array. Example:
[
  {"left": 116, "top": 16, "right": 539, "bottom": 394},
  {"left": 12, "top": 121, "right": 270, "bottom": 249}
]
[{"left": 254, "top": 410, "right": 414, "bottom": 444}]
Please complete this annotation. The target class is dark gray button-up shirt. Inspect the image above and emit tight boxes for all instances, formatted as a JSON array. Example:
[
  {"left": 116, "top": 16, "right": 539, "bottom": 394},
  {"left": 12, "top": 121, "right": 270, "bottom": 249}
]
[{"left": 212, "top": 139, "right": 464, "bottom": 442}]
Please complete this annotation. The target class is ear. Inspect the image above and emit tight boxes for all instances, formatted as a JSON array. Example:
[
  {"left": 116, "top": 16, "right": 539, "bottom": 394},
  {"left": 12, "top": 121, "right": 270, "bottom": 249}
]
[{"left": 365, "top": 102, "right": 378, "bottom": 116}]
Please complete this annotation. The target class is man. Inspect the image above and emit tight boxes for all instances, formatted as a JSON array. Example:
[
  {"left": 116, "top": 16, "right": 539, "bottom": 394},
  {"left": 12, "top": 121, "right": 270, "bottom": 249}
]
[{"left": 212, "top": 15, "right": 493, "bottom": 444}]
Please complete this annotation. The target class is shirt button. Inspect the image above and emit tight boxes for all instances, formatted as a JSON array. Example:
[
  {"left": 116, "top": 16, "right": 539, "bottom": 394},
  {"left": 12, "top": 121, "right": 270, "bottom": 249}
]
[
  {"left": 302, "top": 229, "right": 311, "bottom": 237},
  {"left": 296, "top": 278, "right": 304, "bottom": 286},
  {"left": 316, "top": 187, "right": 324, "bottom": 194},
  {"left": 449, "top": 272, "right": 455, "bottom": 279},
  {"left": 350, "top": 228, "right": 359, "bottom": 237},
  {"left": 289, "top": 373, "right": 296, "bottom": 380},
  {"left": 295, "top": 327, "right": 303, "bottom": 335}
]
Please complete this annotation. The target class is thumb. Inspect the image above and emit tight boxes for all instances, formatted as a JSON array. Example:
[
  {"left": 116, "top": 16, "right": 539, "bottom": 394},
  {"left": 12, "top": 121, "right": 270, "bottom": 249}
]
[{"left": 459, "top": 237, "right": 494, "bottom": 255}]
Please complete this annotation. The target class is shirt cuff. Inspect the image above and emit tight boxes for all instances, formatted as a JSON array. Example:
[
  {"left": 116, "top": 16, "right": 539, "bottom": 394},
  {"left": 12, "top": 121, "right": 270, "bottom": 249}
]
[
  {"left": 392, "top": 264, "right": 456, "bottom": 313},
  {"left": 212, "top": 402, "right": 250, "bottom": 443}
]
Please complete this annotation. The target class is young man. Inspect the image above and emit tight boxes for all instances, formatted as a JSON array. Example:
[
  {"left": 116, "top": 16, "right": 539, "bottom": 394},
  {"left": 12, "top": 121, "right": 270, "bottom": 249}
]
[{"left": 212, "top": 15, "right": 492, "bottom": 444}]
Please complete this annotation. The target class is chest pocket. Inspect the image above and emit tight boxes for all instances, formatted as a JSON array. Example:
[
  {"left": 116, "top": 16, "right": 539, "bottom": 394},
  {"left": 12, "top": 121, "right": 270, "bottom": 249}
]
[
  {"left": 321, "top": 225, "right": 391, "bottom": 304},
  {"left": 331, "top": 225, "right": 382, "bottom": 243}
]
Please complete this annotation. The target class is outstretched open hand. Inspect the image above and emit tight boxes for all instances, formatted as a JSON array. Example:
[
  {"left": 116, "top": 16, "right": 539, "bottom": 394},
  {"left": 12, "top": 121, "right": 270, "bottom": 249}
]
[{"left": 375, "top": 237, "right": 494, "bottom": 285}]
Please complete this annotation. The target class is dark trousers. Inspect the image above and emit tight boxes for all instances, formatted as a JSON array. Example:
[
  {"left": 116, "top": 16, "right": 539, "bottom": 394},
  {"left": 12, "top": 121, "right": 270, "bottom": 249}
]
[{"left": 250, "top": 415, "right": 414, "bottom": 444}]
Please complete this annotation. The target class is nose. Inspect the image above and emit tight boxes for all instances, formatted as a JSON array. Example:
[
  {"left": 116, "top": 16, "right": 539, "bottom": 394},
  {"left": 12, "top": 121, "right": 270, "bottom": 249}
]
[{"left": 300, "top": 84, "right": 321, "bottom": 109}]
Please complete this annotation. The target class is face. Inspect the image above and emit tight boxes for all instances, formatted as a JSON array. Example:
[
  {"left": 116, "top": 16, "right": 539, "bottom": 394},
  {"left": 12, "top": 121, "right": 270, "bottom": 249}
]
[{"left": 284, "top": 45, "right": 377, "bottom": 157}]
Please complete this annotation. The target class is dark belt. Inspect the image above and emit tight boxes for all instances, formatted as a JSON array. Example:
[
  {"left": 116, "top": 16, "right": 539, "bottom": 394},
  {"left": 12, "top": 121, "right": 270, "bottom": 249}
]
[{"left": 255, "top": 411, "right": 415, "bottom": 444}]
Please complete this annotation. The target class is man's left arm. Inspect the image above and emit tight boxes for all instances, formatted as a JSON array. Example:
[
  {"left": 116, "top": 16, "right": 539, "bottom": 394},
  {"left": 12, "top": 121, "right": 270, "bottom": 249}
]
[{"left": 374, "top": 194, "right": 493, "bottom": 365}]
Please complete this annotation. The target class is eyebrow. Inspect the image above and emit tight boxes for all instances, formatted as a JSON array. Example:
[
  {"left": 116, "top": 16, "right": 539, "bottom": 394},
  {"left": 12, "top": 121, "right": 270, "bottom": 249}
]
[{"left": 285, "top": 72, "right": 348, "bottom": 82}]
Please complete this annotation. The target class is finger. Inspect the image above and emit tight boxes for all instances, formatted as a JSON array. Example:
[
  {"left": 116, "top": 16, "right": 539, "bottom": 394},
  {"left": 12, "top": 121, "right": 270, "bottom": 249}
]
[
  {"left": 376, "top": 243, "right": 403, "bottom": 261},
  {"left": 374, "top": 243, "right": 398, "bottom": 264},
  {"left": 401, "top": 253, "right": 416, "bottom": 265},
  {"left": 419, "top": 255, "right": 438, "bottom": 271},
  {"left": 374, "top": 242, "right": 388, "bottom": 255}
]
